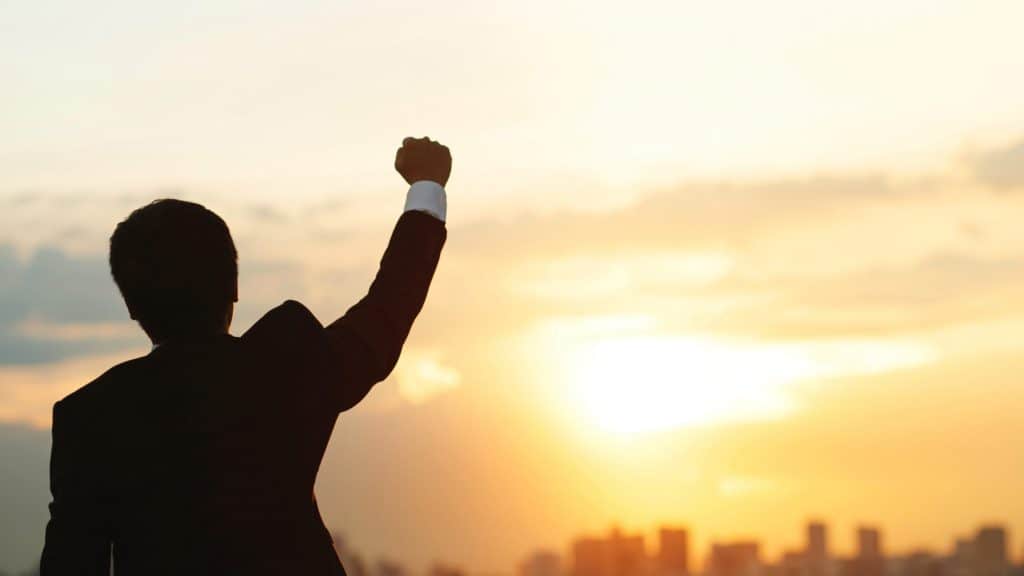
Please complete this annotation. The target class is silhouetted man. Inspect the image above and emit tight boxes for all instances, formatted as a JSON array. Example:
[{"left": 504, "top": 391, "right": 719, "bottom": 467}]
[{"left": 40, "top": 137, "right": 452, "bottom": 575}]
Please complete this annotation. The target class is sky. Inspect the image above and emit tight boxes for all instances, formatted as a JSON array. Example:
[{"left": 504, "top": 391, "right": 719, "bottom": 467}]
[{"left": 3, "top": 0, "right": 1024, "bottom": 573}]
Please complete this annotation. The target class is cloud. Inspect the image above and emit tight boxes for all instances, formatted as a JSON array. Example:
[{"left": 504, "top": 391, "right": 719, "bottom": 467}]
[
  {"left": 245, "top": 203, "right": 289, "bottom": 223},
  {"left": 694, "top": 252, "right": 1024, "bottom": 340},
  {"left": 432, "top": 162, "right": 1024, "bottom": 349},
  {"left": 14, "top": 319, "right": 136, "bottom": 342},
  {"left": 452, "top": 175, "right": 897, "bottom": 262},
  {"left": 0, "top": 235, "right": 317, "bottom": 366},
  {"left": 510, "top": 251, "right": 733, "bottom": 303},
  {"left": 0, "top": 244, "right": 143, "bottom": 365},
  {"left": 972, "top": 137, "right": 1024, "bottom": 190},
  {"left": 393, "top": 348, "right": 462, "bottom": 405}
]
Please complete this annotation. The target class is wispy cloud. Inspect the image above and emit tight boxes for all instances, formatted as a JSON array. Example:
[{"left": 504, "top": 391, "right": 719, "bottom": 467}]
[
  {"left": 971, "top": 137, "right": 1024, "bottom": 191},
  {"left": 394, "top": 348, "right": 462, "bottom": 405}
]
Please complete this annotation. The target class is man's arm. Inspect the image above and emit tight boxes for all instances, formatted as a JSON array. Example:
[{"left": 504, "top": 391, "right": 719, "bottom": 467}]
[
  {"left": 324, "top": 137, "right": 451, "bottom": 411},
  {"left": 40, "top": 400, "right": 112, "bottom": 575}
]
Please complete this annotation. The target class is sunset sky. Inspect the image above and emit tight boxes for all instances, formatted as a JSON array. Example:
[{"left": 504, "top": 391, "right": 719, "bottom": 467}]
[{"left": 3, "top": 0, "right": 1024, "bottom": 573}]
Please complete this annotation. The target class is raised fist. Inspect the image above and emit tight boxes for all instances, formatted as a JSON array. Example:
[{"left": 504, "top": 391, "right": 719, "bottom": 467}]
[{"left": 394, "top": 136, "right": 452, "bottom": 187}]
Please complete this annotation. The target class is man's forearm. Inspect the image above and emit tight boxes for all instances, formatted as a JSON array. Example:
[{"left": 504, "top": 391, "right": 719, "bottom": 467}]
[
  {"left": 323, "top": 208, "right": 446, "bottom": 403},
  {"left": 320, "top": 137, "right": 451, "bottom": 408}
]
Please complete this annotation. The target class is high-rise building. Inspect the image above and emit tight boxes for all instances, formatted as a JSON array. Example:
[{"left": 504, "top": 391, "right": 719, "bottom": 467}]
[
  {"left": 609, "top": 528, "right": 647, "bottom": 576},
  {"left": 708, "top": 541, "right": 760, "bottom": 576},
  {"left": 806, "top": 522, "right": 829, "bottom": 576},
  {"left": 857, "top": 528, "right": 882, "bottom": 559},
  {"left": 807, "top": 523, "right": 828, "bottom": 560},
  {"left": 952, "top": 538, "right": 976, "bottom": 576},
  {"left": 975, "top": 526, "right": 1008, "bottom": 576},
  {"left": 854, "top": 527, "right": 884, "bottom": 576},
  {"left": 574, "top": 537, "right": 609, "bottom": 576},
  {"left": 658, "top": 528, "right": 689, "bottom": 576},
  {"left": 572, "top": 528, "right": 647, "bottom": 576},
  {"left": 780, "top": 551, "right": 805, "bottom": 576},
  {"left": 901, "top": 551, "right": 944, "bottom": 576}
]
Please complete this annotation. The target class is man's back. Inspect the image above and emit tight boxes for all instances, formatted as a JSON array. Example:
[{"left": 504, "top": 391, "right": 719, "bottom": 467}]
[{"left": 50, "top": 302, "right": 345, "bottom": 573}]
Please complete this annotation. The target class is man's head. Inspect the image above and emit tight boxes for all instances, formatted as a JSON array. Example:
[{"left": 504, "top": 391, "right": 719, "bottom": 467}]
[{"left": 110, "top": 199, "right": 238, "bottom": 344}]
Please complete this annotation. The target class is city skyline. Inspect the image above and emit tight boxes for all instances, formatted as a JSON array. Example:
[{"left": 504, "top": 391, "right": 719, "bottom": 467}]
[{"left": 526, "top": 520, "right": 1018, "bottom": 576}]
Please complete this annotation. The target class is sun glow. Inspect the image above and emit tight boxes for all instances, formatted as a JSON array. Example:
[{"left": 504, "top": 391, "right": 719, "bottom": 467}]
[
  {"left": 566, "top": 334, "right": 937, "bottom": 437},
  {"left": 569, "top": 337, "right": 796, "bottom": 435}
]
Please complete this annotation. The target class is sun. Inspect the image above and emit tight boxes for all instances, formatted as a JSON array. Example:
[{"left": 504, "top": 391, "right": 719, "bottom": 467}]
[
  {"left": 567, "top": 336, "right": 799, "bottom": 436},
  {"left": 564, "top": 333, "right": 938, "bottom": 438},
  {"left": 525, "top": 314, "right": 938, "bottom": 439}
]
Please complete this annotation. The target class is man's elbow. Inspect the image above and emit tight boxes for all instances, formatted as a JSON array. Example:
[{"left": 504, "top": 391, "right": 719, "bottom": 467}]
[{"left": 336, "top": 348, "right": 400, "bottom": 412}]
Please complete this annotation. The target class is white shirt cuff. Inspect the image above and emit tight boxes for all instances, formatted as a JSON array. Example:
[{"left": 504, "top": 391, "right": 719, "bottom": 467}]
[{"left": 404, "top": 181, "right": 447, "bottom": 222}]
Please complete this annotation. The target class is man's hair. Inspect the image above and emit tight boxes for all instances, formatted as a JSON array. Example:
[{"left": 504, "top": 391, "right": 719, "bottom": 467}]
[{"left": 110, "top": 199, "right": 238, "bottom": 342}]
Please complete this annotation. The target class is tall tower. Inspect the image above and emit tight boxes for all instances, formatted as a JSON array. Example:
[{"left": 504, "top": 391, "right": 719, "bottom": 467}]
[
  {"left": 573, "top": 527, "right": 647, "bottom": 576},
  {"left": 974, "top": 526, "right": 1008, "bottom": 576},
  {"left": 856, "top": 527, "right": 881, "bottom": 559},
  {"left": 806, "top": 522, "right": 829, "bottom": 576},
  {"left": 658, "top": 528, "right": 689, "bottom": 576},
  {"left": 855, "top": 526, "right": 884, "bottom": 576}
]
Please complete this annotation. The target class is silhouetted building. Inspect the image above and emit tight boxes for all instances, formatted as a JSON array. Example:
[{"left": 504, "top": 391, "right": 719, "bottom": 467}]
[
  {"left": 521, "top": 550, "right": 562, "bottom": 576},
  {"left": 853, "top": 527, "right": 885, "bottom": 576},
  {"left": 952, "top": 538, "right": 976, "bottom": 576},
  {"left": 658, "top": 528, "right": 690, "bottom": 576},
  {"left": 838, "top": 558, "right": 857, "bottom": 576},
  {"left": 858, "top": 528, "right": 882, "bottom": 559},
  {"left": 806, "top": 522, "right": 830, "bottom": 576},
  {"left": 708, "top": 541, "right": 760, "bottom": 576},
  {"left": 974, "top": 526, "right": 1009, "bottom": 576},
  {"left": 780, "top": 551, "right": 806, "bottom": 576},
  {"left": 576, "top": 538, "right": 610, "bottom": 576},
  {"left": 609, "top": 529, "right": 648, "bottom": 576},
  {"left": 901, "top": 552, "right": 945, "bottom": 576},
  {"left": 573, "top": 528, "right": 647, "bottom": 576}
]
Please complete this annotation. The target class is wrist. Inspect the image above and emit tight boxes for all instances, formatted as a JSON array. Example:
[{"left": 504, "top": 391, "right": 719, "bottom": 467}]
[{"left": 404, "top": 181, "right": 447, "bottom": 222}]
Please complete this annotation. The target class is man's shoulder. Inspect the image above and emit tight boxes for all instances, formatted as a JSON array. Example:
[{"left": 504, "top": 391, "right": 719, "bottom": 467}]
[
  {"left": 56, "top": 355, "right": 150, "bottom": 420},
  {"left": 241, "top": 299, "right": 324, "bottom": 343}
]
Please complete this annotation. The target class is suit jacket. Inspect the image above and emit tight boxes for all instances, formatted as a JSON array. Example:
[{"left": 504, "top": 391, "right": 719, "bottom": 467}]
[{"left": 40, "top": 211, "right": 446, "bottom": 575}]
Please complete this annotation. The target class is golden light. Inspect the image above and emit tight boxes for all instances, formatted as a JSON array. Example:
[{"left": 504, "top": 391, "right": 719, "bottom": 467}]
[
  {"left": 565, "top": 334, "right": 937, "bottom": 437},
  {"left": 567, "top": 337, "right": 797, "bottom": 436}
]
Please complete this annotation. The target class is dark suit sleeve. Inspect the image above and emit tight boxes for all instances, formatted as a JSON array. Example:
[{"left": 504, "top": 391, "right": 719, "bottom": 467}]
[
  {"left": 243, "top": 210, "right": 446, "bottom": 413},
  {"left": 323, "top": 210, "right": 446, "bottom": 411},
  {"left": 40, "top": 400, "right": 112, "bottom": 575}
]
